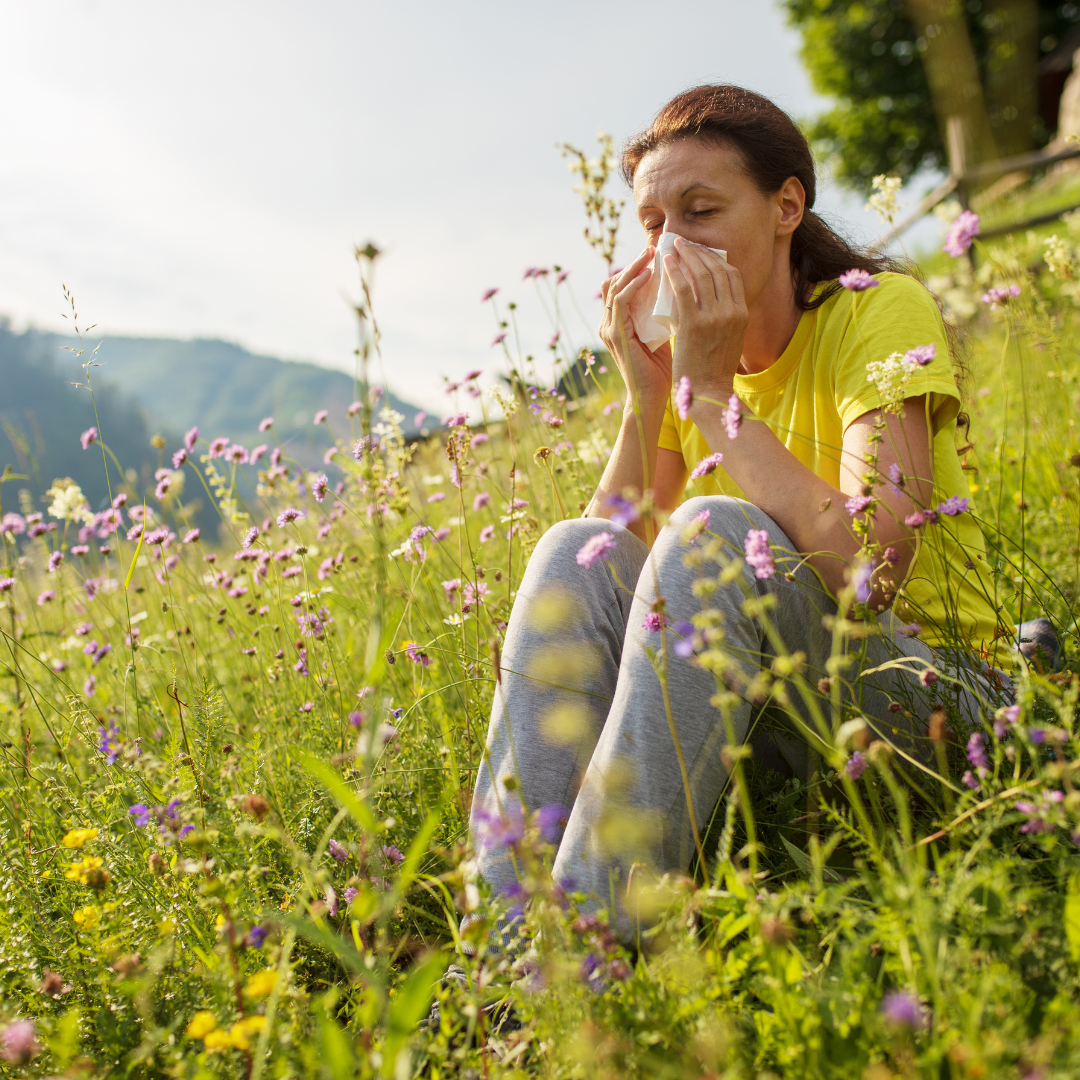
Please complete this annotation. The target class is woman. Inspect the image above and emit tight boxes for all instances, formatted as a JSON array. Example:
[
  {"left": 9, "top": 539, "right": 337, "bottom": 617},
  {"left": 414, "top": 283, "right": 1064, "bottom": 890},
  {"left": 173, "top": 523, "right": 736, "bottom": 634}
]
[{"left": 470, "top": 85, "right": 1008, "bottom": 938}]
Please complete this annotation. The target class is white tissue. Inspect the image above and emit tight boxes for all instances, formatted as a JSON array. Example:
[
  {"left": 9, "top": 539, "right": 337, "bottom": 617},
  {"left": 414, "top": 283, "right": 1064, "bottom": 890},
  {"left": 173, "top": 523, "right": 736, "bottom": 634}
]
[{"left": 629, "top": 231, "right": 727, "bottom": 351}]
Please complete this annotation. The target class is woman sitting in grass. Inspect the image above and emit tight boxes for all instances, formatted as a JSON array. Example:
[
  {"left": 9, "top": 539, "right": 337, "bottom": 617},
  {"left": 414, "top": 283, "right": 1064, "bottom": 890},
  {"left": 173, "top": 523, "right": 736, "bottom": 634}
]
[{"left": 471, "top": 84, "right": 1011, "bottom": 938}]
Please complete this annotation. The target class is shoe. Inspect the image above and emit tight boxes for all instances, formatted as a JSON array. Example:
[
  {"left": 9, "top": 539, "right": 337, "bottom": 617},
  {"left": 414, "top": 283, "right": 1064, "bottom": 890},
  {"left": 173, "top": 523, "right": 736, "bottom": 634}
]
[{"left": 1018, "top": 618, "right": 1062, "bottom": 671}]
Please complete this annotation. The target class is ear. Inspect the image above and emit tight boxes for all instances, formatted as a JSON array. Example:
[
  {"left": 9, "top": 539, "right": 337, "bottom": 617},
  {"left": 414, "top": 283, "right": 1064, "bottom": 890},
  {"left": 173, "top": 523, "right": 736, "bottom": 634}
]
[{"left": 775, "top": 176, "right": 805, "bottom": 237}]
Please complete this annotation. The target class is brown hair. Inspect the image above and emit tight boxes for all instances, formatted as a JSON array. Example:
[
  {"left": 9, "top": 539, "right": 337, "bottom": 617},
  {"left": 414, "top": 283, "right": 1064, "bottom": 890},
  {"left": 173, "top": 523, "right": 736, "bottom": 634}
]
[{"left": 621, "top": 85, "right": 898, "bottom": 311}]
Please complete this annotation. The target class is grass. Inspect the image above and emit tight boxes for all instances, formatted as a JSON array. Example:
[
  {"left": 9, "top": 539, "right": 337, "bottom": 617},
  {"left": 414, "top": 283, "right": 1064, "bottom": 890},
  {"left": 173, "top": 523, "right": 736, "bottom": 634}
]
[{"left": 4, "top": 170, "right": 1080, "bottom": 1079}]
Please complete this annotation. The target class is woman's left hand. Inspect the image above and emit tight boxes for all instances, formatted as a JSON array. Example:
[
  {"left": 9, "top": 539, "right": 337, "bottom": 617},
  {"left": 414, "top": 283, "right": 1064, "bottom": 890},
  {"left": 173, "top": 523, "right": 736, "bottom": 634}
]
[{"left": 664, "top": 237, "right": 748, "bottom": 400}]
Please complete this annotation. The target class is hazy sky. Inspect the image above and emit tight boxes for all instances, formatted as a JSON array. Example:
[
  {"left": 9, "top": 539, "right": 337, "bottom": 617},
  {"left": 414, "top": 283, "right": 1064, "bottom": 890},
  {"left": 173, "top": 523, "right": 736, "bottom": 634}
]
[{"left": 0, "top": 1, "right": 934, "bottom": 410}]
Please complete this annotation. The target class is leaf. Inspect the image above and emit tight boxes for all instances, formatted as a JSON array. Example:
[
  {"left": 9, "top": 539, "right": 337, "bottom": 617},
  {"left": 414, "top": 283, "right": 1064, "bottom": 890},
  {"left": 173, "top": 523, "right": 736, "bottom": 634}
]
[
  {"left": 1065, "top": 872, "right": 1080, "bottom": 963},
  {"left": 782, "top": 834, "right": 842, "bottom": 882},
  {"left": 387, "top": 949, "right": 446, "bottom": 1038},
  {"left": 319, "top": 1016, "right": 355, "bottom": 1080},
  {"left": 390, "top": 809, "right": 440, "bottom": 899},
  {"left": 297, "top": 749, "right": 378, "bottom": 835},
  {"left": 124, "top": 521, "right": 146, "bottom": 592}
]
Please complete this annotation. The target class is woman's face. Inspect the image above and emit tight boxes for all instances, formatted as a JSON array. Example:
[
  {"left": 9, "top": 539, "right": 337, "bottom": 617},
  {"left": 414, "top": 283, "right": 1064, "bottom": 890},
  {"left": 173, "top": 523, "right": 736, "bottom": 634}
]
[{"left": 633, "top": 138, "right": 804, "bottom": 306}]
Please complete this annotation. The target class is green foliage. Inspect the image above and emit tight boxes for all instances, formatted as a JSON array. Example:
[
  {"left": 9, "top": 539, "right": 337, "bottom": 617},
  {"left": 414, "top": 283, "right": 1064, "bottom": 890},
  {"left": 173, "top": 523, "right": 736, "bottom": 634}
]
[{"left": 784, "top": 0, "right": 1080, "bottom": 193}]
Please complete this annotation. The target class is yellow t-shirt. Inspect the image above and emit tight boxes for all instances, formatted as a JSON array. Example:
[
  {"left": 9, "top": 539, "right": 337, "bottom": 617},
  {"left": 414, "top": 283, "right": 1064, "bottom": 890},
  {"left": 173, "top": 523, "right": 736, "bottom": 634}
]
[{"left": 658, "top": 272, "right": 1005, "bottom": 662}]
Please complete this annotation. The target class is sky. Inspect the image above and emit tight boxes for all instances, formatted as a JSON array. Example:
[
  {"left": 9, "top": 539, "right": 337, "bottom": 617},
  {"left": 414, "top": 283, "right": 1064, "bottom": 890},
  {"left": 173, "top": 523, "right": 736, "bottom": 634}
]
[{"left": 0, "top": 0, "right": 941, "bottom": 411}]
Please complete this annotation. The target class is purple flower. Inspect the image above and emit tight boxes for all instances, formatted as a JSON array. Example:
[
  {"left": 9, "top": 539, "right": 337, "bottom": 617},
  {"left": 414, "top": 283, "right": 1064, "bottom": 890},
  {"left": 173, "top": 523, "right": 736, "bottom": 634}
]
[
  {"left": 128, "top": 803, "right": 152, "bottom": 827},
  {"left": 84, "top": 674, "right": 97, "bottom": 697},
  {"left": 722, "top": 393, "right": 742, "bottom": 439},
  {"left": 670, "top": 620, "right": 697, "bottom": 658},
  {"left": 1, "top": 513, "right": 25, "bottom": 535},
  {"left": 473, "top": 492, "right": 491, "bottom": 511},
  {"left": 963, "top": 769, "right": 980, "bottom": 789},
  {"left": 606, "top": 494, "right": 639, "bottom": 527},
  {"left": 0, "top": 577, "right": 14, "bottom": 592},
  {"left": 744, "top": 529, "right": 774, "bottom": 580},
  {"left": 258, "top": 416, "right": 274, "bottom": 432},
  {"left": 839, "top": 268, "right": 879, "bottom": 291},
  {"left": 183, "top": 528, "right": 201, "bottom": 544},
  {"left": 479, "top": 524, "right": 495, "bottom": 543},
  {"left": 690, "top": 452, "right": 723, "bottom": 479},
  {"left": 444, "top": 412, "right": 469, "bottom": 428},
  {"left": 536, "top": 804, "right": 567, "bottom": 842},
  {"left": 852, "top": 562, "right": 873, "bottom": 603},
  {"left": 898, "top": 622, "right": 921, "bottom": 637},
  {"left": 903, "top": 344, "right": 936, "bottom": 367},
  {"left": 966, "top": 731, "right": 989, "bottom": 773},
  {"left": 37, "top": 590, "right": 55, "bottom": 605},
  {"left": 642, "top": 611, "right": 669, "bottom": 632},
  {"left": 311, "top": 474, "right": 329, "bottom": 503},
  {"left": 80, "top": 426, "right": 98, "bottom": 450},
  {"left": 277, "top": 507, "right": 303, "bottom": 528},
  {"left": 48, "top": 551, "right": 63, "bottom": 572},
  {"left": 208, "top": 436, "right": 230, "bottom": 458},
  {"left": 881, "top": 991, "right": 924, "bottom": 1028},
  {"left": 936, "top": 495, "right": 970, "bottom": 517},
  {"left": 434, "top": 527, "right": 451, "bottom": 541},
  {"left": 482, "top": 287, "right": 499, "bottom": 302},
  {"left": 242, "top": 526, "right": 259, "bottom": 549},
  {"left": 845, "top": 751, "right": 867, "bottom": 780},
  {"left": 343, "top": 887, "right": 359, "bottom": 904},
  {"left": 674, "top": 376, "right": 693, "bottom": 421},
  {"left": 846, "top": 494, "right": 873, "bottom": 515},
  {"left": 184, "top": 425, "right": 200, "bottom": 451},
  {"left": 474, "top": 803, "right": 525, "bottom": 853},
  {"left": 224, "top": 444, "right": 249, "bottom": 464},
  {"left": 0, "top": 1019, "right": 41, "bottom": 1064},
  {"left": 576, "top": 531, "right": 618, "bottom": 568},
  {"left": 98, "top": 721, "right": 121, "bottom": 764},
  {"left": 246, "top": 925, "right": 269, "bottom": 947},
  {"left": 982, "top": 284, "right": 1021, "bottom": 309},
  {"left": 920, "top": 669, "right": 938, "bottom": 687},
  {"left": 492, "top": 332, "right": 507, "bottom": 346},
  {"left": 382, "top": 843, "right": 405, "bottom": 866},
  {"left": 314, "top": 409, "right": 328, "bottom": 425},
  {"left": 328, "top": 839, "right": 348, "bottom": 862},
  {"left": 943, "top": 210, "right": 980, "bottom": 257}
]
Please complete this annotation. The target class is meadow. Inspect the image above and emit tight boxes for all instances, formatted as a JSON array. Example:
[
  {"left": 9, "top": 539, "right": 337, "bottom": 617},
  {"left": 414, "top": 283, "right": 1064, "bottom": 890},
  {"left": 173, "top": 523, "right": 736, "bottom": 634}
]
[{"left": 5, "top": 158, "right": 1080, "bottom": 1079}]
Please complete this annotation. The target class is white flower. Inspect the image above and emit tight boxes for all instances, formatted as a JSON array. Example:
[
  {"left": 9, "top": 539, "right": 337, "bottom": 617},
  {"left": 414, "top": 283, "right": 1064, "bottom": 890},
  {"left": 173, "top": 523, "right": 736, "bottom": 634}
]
[
  {"left": 866, "top": 352, "right": 914, "bottom": 414},
  {"left": 1045, "top": 234, "right": 1074, "bottom": 279},
  {"left": 487, "top": 384, "right": 519, "bottom": 417},
  {"left": 865, "top": 174, "right": 905, "bottom": 224},
  {"left": 46, "top": 480, "right": 94, "bottom": 525}
]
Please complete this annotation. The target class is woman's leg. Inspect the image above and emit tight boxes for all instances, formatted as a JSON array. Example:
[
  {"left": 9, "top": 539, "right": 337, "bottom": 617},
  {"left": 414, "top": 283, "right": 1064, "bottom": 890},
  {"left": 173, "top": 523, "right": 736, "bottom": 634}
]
[{"left": 469, "top": 517, "right": 648, "bottom": 903}]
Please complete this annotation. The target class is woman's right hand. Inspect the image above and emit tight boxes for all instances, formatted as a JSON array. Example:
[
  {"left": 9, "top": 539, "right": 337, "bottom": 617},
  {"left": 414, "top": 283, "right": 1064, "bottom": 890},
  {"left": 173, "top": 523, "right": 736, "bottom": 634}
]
[{"left": 599, "top": 246, "right": 673, "bottom": 414}]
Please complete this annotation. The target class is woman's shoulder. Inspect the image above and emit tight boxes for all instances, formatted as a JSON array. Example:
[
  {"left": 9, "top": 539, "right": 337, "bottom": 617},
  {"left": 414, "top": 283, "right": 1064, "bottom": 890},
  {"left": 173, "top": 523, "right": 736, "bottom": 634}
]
[{"left": 817, "top": 271, "right": 939, "bottom": 317}]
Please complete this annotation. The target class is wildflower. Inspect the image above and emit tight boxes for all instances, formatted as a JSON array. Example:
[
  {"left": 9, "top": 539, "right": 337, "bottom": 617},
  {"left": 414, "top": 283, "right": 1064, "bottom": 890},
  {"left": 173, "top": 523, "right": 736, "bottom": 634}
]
[
  {"left": 963, "top": 770, "right": 979, "bottom": 789},
  {"left": 903, "top": 343, "right": 935, "bottom": 366},
  {"left": 246, "top": 925, "right": 269, "bottom": 948},
  {"left": 845, "top": 751, "right": 867, "bottom": 780},
  {"left": 887, "top": 462, "right": 904, "bottom": 498},
  {"left": 944, "top": 210, "right": 980, "bottom": 257},
  {"left": 471, "top": 432, "right": 489, "bottom": 446},
  {"left": 250, "top": 444, "right": 268, "bottom": 463},
  {"left": 72, "top": 904, "right": 99, "bottom": 929},
  {"left": 721, "top": 393, "right": 742, "bottom": 439},
  {"left": 670, "top": 620, "right": 697, "bottom": 658},
  {"left": 846, "top": 494, "right": 873, "bottom": 515},
  {"left": 492, "top": 332, "right": 507, "bottom": 346},
  {"left": 1045, "top": 234, "right": 1073, "bottom": 277},
  {"left": 690, "top": 452, "right": 723, "bottom": 479},
  {"left": 463, "top": 581, "right": 490, "bottom": 608},
  {"left": 242, "top": 525, "right": 259, "bottom": 549},
  {"left": 182, "top": 528, "right": 201, "bottom": 544},
  {"left": 474, "top": 803, "right": 525, "bottom": 852},
  {"left": 224, "top": 444, "right": 249, "bottom": 464},
  {"left": 243, "top": 969, "right": 278, "bottom": 999},
  {"left": 434, "top": 526, "right": 451, "bottom": 541},
  {"left": 75, "top": 621, "right": 93, "bottom": 635},
  {"left": 84, "top": 674, "right": 97, "bottom": 697},
  {"left": 186, "top": 1011, "right": 218, "bottom": 1040},
  {"left": 208, "top": 436, "right": 230, "bottom": 458},
  {"left": 0, "top": 577, "right": 14, "bottom": 592},
  {"left": 548, "top": 330, "right": 561, "bottom": 348},
  {"left": 920, "top": 668, "right": 938, "bottom": 687},
  {"left": 839, "top": 268, "right": 879, "bottom": 291},
  {"left": 852, "top": 562, "right": 873, "bottom": 603},
  {"left": 966, "top": 731, "right": 989, "bottom": 775},
  {"left": 183, "top": 425, "right": 199, "bottom": 451},
  {"left": 227, "top": 586, "right": 248, "bottom": 598},
  {"left": 48, "top": 550, "right": 64, "bottom": 572},
  {"left": 382, "top": 844, "right": 404, "bottom": 865},
  {"left": 325, "top": 884, "right": 338, "bottom": 916},
  {"left": 0, "top": 1019, "right": 41, "bottom": 1064},
  {"left": 277, "top": 507, "right": 303, "bottom": 527},
  {"left": 172, "top": 447, "right": 188, "bottom": 468},
  {"left": 343, "top": 886, "right": 359, "bottom": 904},
  {"left": 982, "top": 284, "right": 1021, "bottom": 308},
  {"left": 47, "top": 480, "right": 93, "bottom": 524},
  {"left": 62, "top": 827, "right": 99, "bottom": 848},
  {"left": 258, "top": 416, "right": 274, "bottom": 432},
  {"left": 865, "top": 174, "right": 904, "bottom": 223},
  {"left": 80, "top": 426, "right": 98, "bottom": 449},
  {"left": 450, "top": 463, "right": 461, "bottom": 488},
  {"left": 328, "top": 839, "right": 348, "bottom": 862},
  {"left": 37, "top": 590, "right": 55, "bottom": 605},
  {"left": 744, "top": 529, "right": 774, "bottom": 580},
  {"left": 882, "top": 547, "right": 901, "bottom": 565},
  {"left": 443, "top": 578, "right": 461, "bottom": 595},
  {"left": 145, "top": 527, "right": 170, "bottom": 545},
  {"left": 314, "top": 409, "right": 328, "bottom": 425},
  {"left": 128, "top": 804, "right": 152, "bottom": 827},
  {"left": 904, "top": 511, "right": 926, "bottom": 528},
  {"left": 867, "top": 351, "right": 914, "bottom": 413},
  {"left": 1, "top": 512, "right": 25, "bottom": 534},
  {"left": 642, "top": 611, "right": 669, "bottom": 632},
  {"left": 576, "top": 531, "right": 618, "bottom": 568},
  {"left": 607, "top": 494, "right": 639, "bottom": 527},
  {"left": 65, "top": 854, "right": 106, "bottom": 887},
  {"left": 936, "top": 495, "right": 970, "bottom": 516},
  {"left": 482, "top": 287, "right": 498, "bottom": 301},
  {"left": 881, "top": 990, "right": 925, "bottom": 1028},
  {"left": 472, "top": 492, "right": 491, "bottom": 511},
  {"left": 241, "top": 646, "right": 256, "bottom": 656},
  {"left": 674, "top": 375, "right": 693, "bottom": 420},
  {"left": 98, "top": 722, "right": 120, "bottom": 763},
  {"left": 479, "top": 525, "right": 495, "bottom": 543}
]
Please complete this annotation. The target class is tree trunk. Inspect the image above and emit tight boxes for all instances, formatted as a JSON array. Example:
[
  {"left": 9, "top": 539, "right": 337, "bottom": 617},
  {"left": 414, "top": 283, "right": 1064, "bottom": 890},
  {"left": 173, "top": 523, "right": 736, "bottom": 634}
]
[
  {"left": 984, "top": 0, "right": 1039, "bottom": 157},
  {"left": 905, "top": 0, "right": 999, "bottom": 175}
]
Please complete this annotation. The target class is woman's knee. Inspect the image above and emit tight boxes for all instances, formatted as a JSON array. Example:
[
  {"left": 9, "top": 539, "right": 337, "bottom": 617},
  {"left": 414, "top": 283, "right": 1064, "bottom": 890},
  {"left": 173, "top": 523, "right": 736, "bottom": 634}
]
[
  {"left": 666, "top": 495, "right": 778, "bottom": 540},
  {"left": 527, "top": 517, "right": 646, "bottom": 581}
]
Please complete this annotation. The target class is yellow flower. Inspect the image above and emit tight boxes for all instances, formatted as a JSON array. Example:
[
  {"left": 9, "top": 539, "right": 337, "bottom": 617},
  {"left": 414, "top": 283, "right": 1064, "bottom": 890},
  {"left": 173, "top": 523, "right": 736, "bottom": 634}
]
[
  {"left": 215, "top": 913, "right": 227, "bottom": 931},
  {"left": 228, "top": 1016, "right": 266, "bottom": 1049},
  {"left": 243, "top": 969, "right": 277, "bottom": 998},
  {"left": 73, "top": 904, "right": 99, "bottom": 929},
  {"left": 65, "top": 855, "right": 104, "bottom": 884},
  {"left": 185, "top": 1011, "right": 218, "bottom": 1040},
  {"left": 203, "top": 1028, "right": 233, "bottom": 1051},
  {"left": 62, "top": 827, "right": 99, "bottom": 848},
  {"left": 157, "top": 918, "right": 176, "bottom": 936}
]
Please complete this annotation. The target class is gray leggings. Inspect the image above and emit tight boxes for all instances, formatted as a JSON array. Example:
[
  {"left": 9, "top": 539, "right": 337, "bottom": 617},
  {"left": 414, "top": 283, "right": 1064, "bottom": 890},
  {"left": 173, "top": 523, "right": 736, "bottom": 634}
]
[{"left": 471, "top": 496, "right": 1003, "bottom": 934}]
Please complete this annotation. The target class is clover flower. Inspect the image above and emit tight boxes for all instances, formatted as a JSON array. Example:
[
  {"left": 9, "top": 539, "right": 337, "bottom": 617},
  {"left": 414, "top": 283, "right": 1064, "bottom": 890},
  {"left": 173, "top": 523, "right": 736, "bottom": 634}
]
[
  {"left": 328, "top": 839, "right": 348, "bottom": 862},
  {"left": 642, "top": 611, "right": 669, "bottom": 632},
  {"left": 839, "top": 268, "right": 878, "bottom": 291},
  {"left": 845, "top": 751, "right": 867, "bottom": 780},
  {"left": 944, "top": 210, "right": 980, "bottom": 257},
  {"left": 576, "top": 531, "right": 618, "bottom": 568},
  {"left": 80, "top": 426, "right": 97, "bottom": 450},
  {"left": 674, "top": 376, "right": 693, "bottom": 420},
  {"left": 690, "top": 452, "right": 723, "bottom": 479},
  {"left": 744, "top": 529, "right": 774, "bottom": 579}
]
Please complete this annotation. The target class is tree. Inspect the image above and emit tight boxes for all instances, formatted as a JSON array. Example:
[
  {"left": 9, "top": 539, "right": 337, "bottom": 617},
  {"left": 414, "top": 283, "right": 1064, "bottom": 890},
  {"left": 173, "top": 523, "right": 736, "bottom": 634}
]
[{"left": 784, "top": 0, "right": 1080, "bottom": 194}]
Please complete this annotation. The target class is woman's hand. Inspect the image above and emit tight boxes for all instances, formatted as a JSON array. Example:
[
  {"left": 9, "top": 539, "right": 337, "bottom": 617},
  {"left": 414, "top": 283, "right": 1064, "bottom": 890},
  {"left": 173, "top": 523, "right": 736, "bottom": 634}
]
[
  {"left": 663, "top": 238, "right": 748, "bottom": 401},
  {"left": 599, "top": 246, "right": 673, "bottom": 414}
]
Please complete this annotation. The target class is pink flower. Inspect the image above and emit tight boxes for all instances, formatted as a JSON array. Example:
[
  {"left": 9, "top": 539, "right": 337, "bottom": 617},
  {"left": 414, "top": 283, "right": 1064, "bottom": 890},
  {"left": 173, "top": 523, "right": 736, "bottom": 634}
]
[
  {"left": 242, "top": 526, "right": 259, "bottom": 549},
  {"left": 427, "top": 491, "right": 445, "bottom": 503},
  {"left": 674, "top": 376, "right": 693, "bottom": 420},
  {"left": 48, "top": 551, "right": 63, "bottom": 572},
  {"left": 473, "top": 492, "right": 491, "bottom": 511},
  {"left": 314, "top": 409, "right": 328, "bottom": 425},
  {"left": 250, "top": 444, "right": 268, "bottom": 463},
  {"left": 37, "top": 590, "right": 55, "bottom": 605},
  {"left": 434, "top": 526, "right": 451, "bottom": 541},
  {"left": 944, "top": 210, "right": 980, "bottom": 257},
  {"left": 883, "top": 547, "right": 901, "bottom": 565},
  {"left": 576, "top": 531, "right": 618, "bottom": 568},
  {"left": 722, "top": 393, "right": 742, "bottom": 439},
  {"left": 982, "top": 284, "right": 1021, "bottom": 309},
  {"left": 846, "top": 494, "right": 874, "bottom": 515},
  {"left": 154, "top": 478, "right": 171, "bottom": 499},
  {"left": 444, "top": 412, "right": 469, "bottom": 428},
  {"left": 172, "top": 447, "right": 188, "bottom": 468},
  {"left": 71, "top": 544, "right": 89, "bottom": 556},
  {"left": 903, "top": 343, "right": 936, "bottom": 366},
  {"left": 258, "top": 417, "right": 274, "bottom": 432},
  {"left": 642, "top": 611, "right": 669, "bottom": 632},
  {"left": 183, "top": 528, "right": 201, "bottom": 543},
  {"left": 347, "top": 400, "right": 362, "bottom": 416},
  {"left": 80, "top": 426, "right": 97, "bottom": 449},
  {"left": 277, "top": 507, "right": 303, "bottom": 527},
  {"left": 482, "top": 287, "right": 499, "bottom": 301},
  {"left": 904, "top": 510, "right": 926, "bottom": 528},
  {"left": 184, "top": 425, "right": 200, "bottom": 451},
  {"left": 463, "top": 581, "right": 490, "bottom": 607},
  {"left": 311, "top": 474, "right": 329, "bottom": 503},
  {"left": 479, "top": 525, "right": 495, "bottom": 543},
  {"left": 845, "top": 751, "right": 867, "bottom": 780},
  {"left": 0, "top": 578, "right": 15, "bottom": 592},
  {"left": 208, "top": 436, "right": 230, "bottom": 458},
  {"left": 1, "top": 513, "right": 25, "bottom": 535},
  {"left": 224, "top": 444, "right": 249, "bottom": 464},
  {"left": 744, "top": 529, "right": 774, "bottom": 580},
  {"left": 442, "top": 578, "right": 460, "bottom": 595},
  {"left": 839, "top": 268, "right": 878, "bottom": 291},
  {"left": 492, "top": 332, "right": 508, "bottom": 346},
  {"left": 0, "top": 1019, "right": 40, "bottom": 1064},
  {"left": 690, "top": 453, "right": 723, "bottom": 479},
  {"left": 112, "top": 492, "right": 128, "bottom": 508}
]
